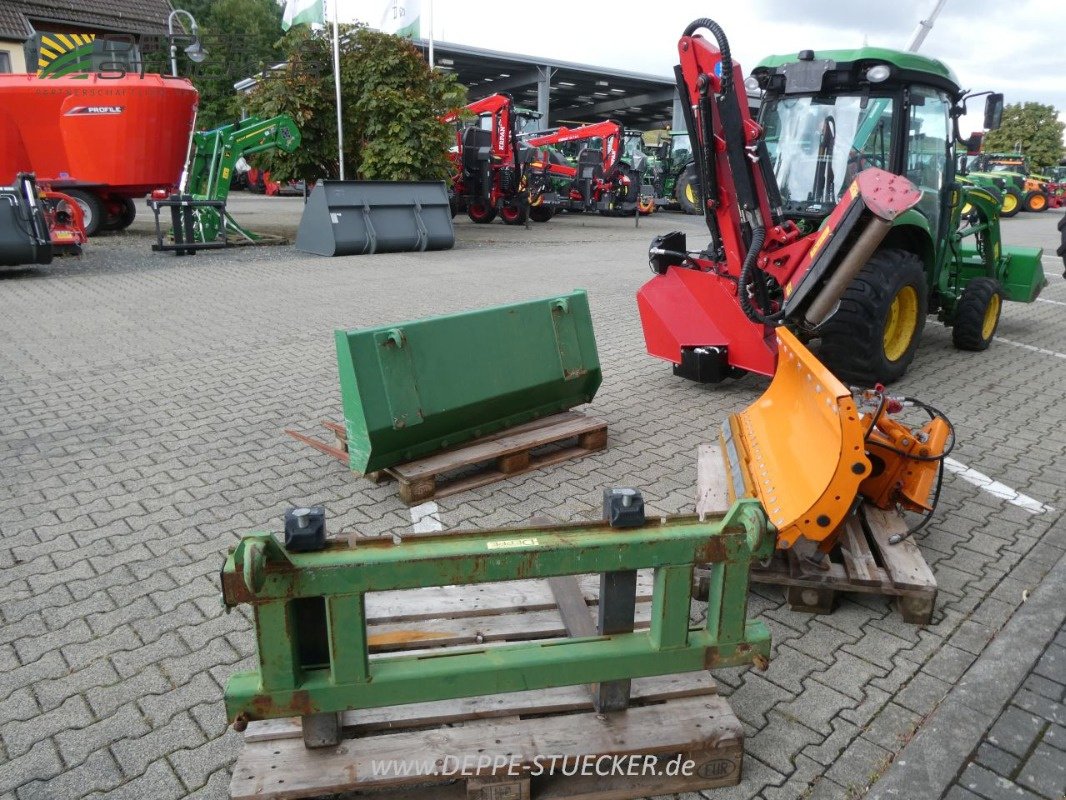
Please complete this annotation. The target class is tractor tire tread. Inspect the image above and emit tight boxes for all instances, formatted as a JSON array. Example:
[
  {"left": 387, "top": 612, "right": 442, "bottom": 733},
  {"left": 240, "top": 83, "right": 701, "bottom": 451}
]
[
  {"left": 817, "top": 248, "right": 928, "bottom": 385},
  {"left": 952, "top": 277, "right": 1002, "bottom": 351}
]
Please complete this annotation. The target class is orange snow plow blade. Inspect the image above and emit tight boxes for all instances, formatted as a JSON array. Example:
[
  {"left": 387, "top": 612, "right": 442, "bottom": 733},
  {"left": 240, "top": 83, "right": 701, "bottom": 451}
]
[{"left": 719, "top": 329, "right": 870, "bottom": 553}]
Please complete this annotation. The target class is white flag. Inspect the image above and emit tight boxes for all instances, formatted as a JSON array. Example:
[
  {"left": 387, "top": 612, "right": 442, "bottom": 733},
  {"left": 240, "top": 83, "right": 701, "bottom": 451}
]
[
  {"left": 378, "top": 0, "right": 421, "bottom": 38},
  {"left": 282, "top": 0, "right": 325, "bottom": 30}
]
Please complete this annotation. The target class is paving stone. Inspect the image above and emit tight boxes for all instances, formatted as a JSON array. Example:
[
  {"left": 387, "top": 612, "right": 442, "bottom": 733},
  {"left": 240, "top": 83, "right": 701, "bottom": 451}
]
[
  {"left": 0, "top": 694, "right": 93, "bottom": 759},
  {"left": 16, "top": 749, "right": 124, "bottom": 800},
  {"left": 894, "top": 672, "right": 953, "bottom": 717},
  {"left": 823, "top": 735, "right": 892, "bottom": 795},
  {"left": 957, "top": 762, "right": 1044, "bottom": 800},
  {"left": 987, "top": 706, "right": 1049, "bottom": 758},
  {"left": 973, "top": 742, "right": 1021, "bottom": 779},
  {"left": 1021, "top": 673, "right": 1064, "bottom": 703},
  {"left": 922, "top": 644, "right": 979, "bottom": 685},
  {"left": 744, "top": 710, "right": 822, "bottom": 775},
  {"left": 1012, "top": 689, "right": 1066, "bottom": 726},
  {"left": 1016, "top": 742, "right": 1066, "bottom": 799},
  {"left": 111, "top": 712, "right": 207, "bottom": 778},
  {"left": 861, "top": 702, "right": 923, "bottom": 753},
  {"left": 0, "top": 739, "right": 63, "bottom": 795},
  {"left": 1044, "top": 722, "right": 1066, "bottom": 752},
  {"left": 168, "top": 732, "right": 242, "bottom": 792},
  {"left": 84, "top": 759, "right": 186, "bottom": 800},
  {"left": 54, "top": 702, "right": 150, "bottom": 768}
]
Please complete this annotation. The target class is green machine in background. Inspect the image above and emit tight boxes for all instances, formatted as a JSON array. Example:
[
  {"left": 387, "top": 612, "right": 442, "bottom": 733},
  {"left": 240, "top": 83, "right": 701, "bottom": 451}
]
[
  {"left": 151, "top": 114, "right": 301, "bottom": 252},
  {"left": 221, "top": 495, "right": 774, "bottom": 747},
  {"left": 184, "top": 114, "right": 302, "bottom": 243},
  {"left": 333, "top": 290, "right": 602, "bottom": 473}
]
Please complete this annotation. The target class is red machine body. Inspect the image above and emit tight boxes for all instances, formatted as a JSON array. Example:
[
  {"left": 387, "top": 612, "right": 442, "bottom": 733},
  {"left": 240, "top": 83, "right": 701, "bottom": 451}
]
[
  {"left": 442, "top": 93, "right": 528, "bottom": 224},
  {"left": 526, "top": 121, "right": 631, "bottom": 207},
  {"left": 39, "top": 189, "right": 88, "bottom": 254},
  {"left": 0, "top": 74, "right": 198, "bottom": 194},
  {"left": 637, "top": 20, "right": 921, "bottom": 382}
]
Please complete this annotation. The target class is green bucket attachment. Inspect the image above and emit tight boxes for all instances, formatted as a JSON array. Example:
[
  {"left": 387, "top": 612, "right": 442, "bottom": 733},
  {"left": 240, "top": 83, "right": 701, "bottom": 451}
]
[{"left": 336, "top": 290, "right": 602, "bottom": 474}]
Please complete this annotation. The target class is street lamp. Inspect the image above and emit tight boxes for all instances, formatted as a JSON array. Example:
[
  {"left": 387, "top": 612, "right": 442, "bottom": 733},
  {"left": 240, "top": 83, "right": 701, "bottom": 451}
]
[{"left": 167, "top": 9, "right": 207, "bottom": 77}]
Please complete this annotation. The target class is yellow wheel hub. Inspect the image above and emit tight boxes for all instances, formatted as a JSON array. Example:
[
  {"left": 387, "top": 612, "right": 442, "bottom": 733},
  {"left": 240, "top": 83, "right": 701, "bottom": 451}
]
[
  {"left": 883, "top": 285, "right": 919, "bottom": 362},
  {"left": 982, "top": 293, "right": 1001, "bottom": 340},
  {"left": 685, "top": 182, "right": 697, "bottom": 204},
  {"left": 1002, "top": 193, "right": 1018, "bottom": 214}
]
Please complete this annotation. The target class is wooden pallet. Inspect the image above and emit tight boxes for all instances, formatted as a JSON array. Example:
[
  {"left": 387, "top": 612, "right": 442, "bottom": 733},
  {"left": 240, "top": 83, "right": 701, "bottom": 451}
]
[
  {"left": 287, "top": 410, "right": 608, "bottom": 506},
  {"left": 231, "top": 575, "right": 745, "bottom": 800},
  {"left": 696, "top": 444, "right": 937, "bottom": 624}
]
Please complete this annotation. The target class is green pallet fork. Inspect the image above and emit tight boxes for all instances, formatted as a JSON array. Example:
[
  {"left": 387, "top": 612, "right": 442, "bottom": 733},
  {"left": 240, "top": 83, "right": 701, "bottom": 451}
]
[{"left": 221, "top": 495, "right": 774, "bottom": 747}]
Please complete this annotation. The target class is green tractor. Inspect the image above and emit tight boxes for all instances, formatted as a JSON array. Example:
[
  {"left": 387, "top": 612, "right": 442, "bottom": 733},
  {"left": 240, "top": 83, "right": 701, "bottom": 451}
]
[
  {"left": 749, "top": 46, "right": 1047, "bottom": 378},
  {"left": 647, "top": 131, "right": 700, "bottom": 213},
  {"left": 956, "top": 156, "right": 1022, "bottom": 217},
  {"left": 969, "top": 152, "right": 1050, "bottom": 212}
]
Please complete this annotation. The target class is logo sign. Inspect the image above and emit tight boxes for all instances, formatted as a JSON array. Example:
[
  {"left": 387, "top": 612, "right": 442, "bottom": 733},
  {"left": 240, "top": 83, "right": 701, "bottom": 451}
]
[
  {"left": 696, "top": 758, "right": 736, "bottom": 780},
  {"left": 486, "top": 538, "right": 540, "bottom": 550},
  {"left": 65, "top": 106, "right": 125, "bottom": 115}
]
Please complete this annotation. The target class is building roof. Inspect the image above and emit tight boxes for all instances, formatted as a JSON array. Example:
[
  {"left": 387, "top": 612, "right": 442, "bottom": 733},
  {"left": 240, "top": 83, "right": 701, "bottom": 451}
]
[
  {"left": 1, "top": 0, "right": 174, "bottom": 40},
  {"left": 410, "top": 39, "right": 676, "bottom": 128}
]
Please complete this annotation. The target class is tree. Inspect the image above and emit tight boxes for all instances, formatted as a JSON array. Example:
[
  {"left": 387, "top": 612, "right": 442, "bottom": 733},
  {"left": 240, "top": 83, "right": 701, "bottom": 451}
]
[
  {"left": 185, "top": 0, "right": 286, "bottom": 129},
  {"left": 981, "top": 102, "right": 1065, "bottom": 169},
  {"left": 243, "top": 24, "right": 467, "bottom": 182}
]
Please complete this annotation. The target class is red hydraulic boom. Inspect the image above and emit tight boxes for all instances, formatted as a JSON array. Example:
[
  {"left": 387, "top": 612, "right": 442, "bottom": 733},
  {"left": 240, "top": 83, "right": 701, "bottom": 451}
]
[
  {"left": 442, "top": 93, "right": 530, "bottom": 224},
  {"left": 637, "top": 19, "right": 921, "bottom": 382}
]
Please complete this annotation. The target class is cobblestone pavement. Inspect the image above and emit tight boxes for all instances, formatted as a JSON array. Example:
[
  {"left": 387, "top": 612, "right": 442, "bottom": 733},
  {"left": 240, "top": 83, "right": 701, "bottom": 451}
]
[
  {"left": 946, "top": 620, "right": 1066, "bottom": 800},
  {"left": 1, "top": 199, "right": 1064, "bottom": 800}
]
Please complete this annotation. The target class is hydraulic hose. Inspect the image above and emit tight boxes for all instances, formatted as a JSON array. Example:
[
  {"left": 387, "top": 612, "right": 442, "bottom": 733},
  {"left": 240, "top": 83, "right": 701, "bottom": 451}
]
[
  {"left": 737, "top": 226, "right": 785, "bottom": 324},
  {"left": 682, "top": 19, "right": 732, "bottom": 95}
]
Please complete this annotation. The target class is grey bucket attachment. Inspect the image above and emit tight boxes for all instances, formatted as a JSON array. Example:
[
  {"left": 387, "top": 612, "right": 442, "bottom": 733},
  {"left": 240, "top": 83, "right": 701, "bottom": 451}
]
[{"left": 295, "top": 180, "right": 454, "bottom": 256}]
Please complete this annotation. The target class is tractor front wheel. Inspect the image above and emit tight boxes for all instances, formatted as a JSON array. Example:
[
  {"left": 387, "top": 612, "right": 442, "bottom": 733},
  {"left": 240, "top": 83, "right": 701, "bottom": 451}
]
[
  {"left": 100, "top": 198, "right": 137, "bottom": 232},
  {"left": 1024, "top": 191, "right": 1048, "bottom": 213},
  {"left": 1000, "top": 188, "right": 1022, "bottom": 218},
  {"left": 952, "top": 277, "right": 1002, "bottom": 351},
  {"left": 500, "top": 203, "right": 529, "bottom": 225},
  {"left": 467, "top": 202, "right": 497, "bottom": 224},
  {"left": 529, "top": 205, "right": 554, "bottom": 222},
  {"left": 818, "top": 248, "right": 928, "bottom": 385},
  {"left": 676, "top": 165, "right": 701, "bottom": 215},
  {"left": 63, "top": 189, "right": 103, "bottom": 236}
]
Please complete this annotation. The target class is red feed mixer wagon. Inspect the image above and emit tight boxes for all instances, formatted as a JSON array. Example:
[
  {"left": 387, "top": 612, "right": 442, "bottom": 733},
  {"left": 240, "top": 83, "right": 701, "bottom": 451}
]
[{"left": 0, "top": 73, "right": 199, "bottom": 235}]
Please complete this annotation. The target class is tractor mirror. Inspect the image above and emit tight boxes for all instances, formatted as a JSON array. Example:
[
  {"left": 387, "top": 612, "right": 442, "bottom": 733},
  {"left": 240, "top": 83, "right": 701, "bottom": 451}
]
[{"left": 984, "top": 93, "right": 1004, "bottom": 130}]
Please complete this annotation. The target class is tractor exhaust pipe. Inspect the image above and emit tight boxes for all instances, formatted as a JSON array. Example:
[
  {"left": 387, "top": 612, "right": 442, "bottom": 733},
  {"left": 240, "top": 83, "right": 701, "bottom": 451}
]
[{"left": 803, "top": 215, "right": 892, "bottom": 327}]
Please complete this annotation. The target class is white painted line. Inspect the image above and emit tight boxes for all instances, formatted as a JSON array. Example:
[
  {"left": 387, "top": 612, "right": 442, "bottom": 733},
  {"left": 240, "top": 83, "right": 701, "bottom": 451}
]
[
  {"left": 943, "top": 458, "right": 1053, "bottom": 514},
  {"left": 1037, "top": 297, "right": 1066, "bottom": 307},
  {"left": 997, "top": 337, "right": 1066, "bottom": 360},
  {"left": 409, "top": 501, "right": 443, "bottom": 533}
]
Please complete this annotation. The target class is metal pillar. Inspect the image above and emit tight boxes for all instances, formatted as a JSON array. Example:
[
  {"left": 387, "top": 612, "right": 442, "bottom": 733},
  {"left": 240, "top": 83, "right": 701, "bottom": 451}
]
[
  {"left": 672, "top": 88, "right": 686, "bottom": 131},
  {"left": 537, "top": 66, "right": 556, "bottom": 128}
]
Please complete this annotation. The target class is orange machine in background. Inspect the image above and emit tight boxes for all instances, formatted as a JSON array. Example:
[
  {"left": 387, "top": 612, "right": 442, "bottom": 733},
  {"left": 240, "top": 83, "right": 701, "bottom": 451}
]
[{"left": 0, "top": 73, "right": 198, "bottom": 234}]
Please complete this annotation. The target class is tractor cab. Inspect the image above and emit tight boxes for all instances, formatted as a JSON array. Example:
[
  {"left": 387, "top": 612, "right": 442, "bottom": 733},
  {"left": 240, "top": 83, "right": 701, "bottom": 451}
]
[{"left": 752, "top": 48, "right": 980, "bottom": 245}]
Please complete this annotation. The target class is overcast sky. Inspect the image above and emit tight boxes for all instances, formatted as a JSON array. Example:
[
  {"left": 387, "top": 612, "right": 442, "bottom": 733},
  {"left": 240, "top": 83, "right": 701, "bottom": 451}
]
[{"left": 335, "top": 0, "right": 1065, "bottom": 139}]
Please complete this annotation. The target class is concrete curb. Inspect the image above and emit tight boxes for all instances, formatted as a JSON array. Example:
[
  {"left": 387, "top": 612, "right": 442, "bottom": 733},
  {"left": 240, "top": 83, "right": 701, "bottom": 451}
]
[{"left": 865, "top": 532, "right": 1066, "bottom": 799}]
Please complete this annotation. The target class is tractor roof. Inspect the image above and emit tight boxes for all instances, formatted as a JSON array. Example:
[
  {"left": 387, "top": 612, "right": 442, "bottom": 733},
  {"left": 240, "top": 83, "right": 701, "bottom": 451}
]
[{"left": 755, "top": 47, "right": 960, "bottom": 94}]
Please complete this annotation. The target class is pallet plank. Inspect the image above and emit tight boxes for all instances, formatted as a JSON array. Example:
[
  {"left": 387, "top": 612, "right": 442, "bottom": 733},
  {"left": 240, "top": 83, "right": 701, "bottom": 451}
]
[
  {"left": 864, "top": 506, "right": 937, "bottom": 590},
  {"left": 231, "top": 693, "right": 742, "bottom": 800},
  {"left": 839, "top": 517, "right": 882, "bottom": 586},
  {"left": 244, "top": 672, "right": 718, "bottom": 742},
  {"left": 393, "top": 412, "right": 606, "bottom": 480},
  {"left": 696, "top": 443, "right": 732, "bottom": 518}
]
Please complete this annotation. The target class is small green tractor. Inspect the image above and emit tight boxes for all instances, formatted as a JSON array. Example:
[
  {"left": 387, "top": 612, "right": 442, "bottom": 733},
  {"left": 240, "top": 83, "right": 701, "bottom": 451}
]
[{"left": 969, "top": 152, "right": 1052, "bottom": 212}]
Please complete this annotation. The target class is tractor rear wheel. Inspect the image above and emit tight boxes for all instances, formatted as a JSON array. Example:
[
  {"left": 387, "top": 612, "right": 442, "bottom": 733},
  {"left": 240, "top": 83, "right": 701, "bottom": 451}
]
[
  {"left": 467, "top": 202, "right": 497, "bottom": 224},
  {"left": 63, "top": 189, "right": 103, "bottom": 236},
  {"left": 818, "top": 248, "right": 928, "bottom": 385},
  {"left": 529, "top": 205, "right": 553, "bottom": 223},
  {"left": 1000, "top": 188, "right": 1022, "bottom": 217},
  {"left": 676, "top": 165, "right": 701, "bottom": 215},
  {"left": 1024, "top": 190, "right": 1048, "bottom": 213},
  {"left": 952, "top": 277, "right": 1002, "bottom": 351},
  {"left": 500, "top": 203, "right": 529, "bottom": 225}
]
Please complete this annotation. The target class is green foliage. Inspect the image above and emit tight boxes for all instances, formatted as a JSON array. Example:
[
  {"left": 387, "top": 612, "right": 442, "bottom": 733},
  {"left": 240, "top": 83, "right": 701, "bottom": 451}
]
[
  {"left": 243, "top": 25, "right": 467, "bottom": 182},
  {"left": 981, "top": 102, "right": 1065, "bottom": 171},
  {"left": 181, "top": 0, "right": 286, "bottom": 129}
]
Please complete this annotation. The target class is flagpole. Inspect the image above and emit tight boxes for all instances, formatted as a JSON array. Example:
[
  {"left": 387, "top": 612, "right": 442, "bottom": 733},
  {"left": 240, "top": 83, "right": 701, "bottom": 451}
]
[
  {"left": 428, "top": 0, "right": 434, "bottom": 68},
  {"left": 331, "top": 0, "right": 345, "bottom": 180}
]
